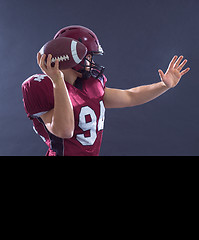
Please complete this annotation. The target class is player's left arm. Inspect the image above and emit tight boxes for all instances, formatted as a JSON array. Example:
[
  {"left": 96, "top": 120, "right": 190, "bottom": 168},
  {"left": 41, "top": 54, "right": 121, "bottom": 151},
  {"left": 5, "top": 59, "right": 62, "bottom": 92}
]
[{"left": 103, "top": 55, "right": 190, "bottom": 108}]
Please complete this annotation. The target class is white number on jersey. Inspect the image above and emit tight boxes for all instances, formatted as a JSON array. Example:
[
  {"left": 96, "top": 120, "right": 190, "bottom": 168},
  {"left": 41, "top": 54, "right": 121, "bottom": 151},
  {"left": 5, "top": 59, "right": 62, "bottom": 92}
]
[{"left": 76, "top": 101, "right": 105, "bottom": 146}]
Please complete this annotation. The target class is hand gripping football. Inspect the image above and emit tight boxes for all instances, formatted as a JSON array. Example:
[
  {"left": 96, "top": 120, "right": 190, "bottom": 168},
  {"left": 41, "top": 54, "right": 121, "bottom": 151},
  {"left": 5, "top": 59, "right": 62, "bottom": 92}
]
[{"left": 39, "top": 37, "right": 88, "bottom": 70}]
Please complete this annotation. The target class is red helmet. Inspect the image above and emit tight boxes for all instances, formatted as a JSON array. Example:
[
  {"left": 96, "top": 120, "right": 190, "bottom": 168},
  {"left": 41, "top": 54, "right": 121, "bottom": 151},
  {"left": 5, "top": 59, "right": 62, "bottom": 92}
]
[
  {"left": 54, "top": 25, "right": 104, "bottom": 55},
  {"left": 53, "top": 25, "right": 105, "bottom": 79}
]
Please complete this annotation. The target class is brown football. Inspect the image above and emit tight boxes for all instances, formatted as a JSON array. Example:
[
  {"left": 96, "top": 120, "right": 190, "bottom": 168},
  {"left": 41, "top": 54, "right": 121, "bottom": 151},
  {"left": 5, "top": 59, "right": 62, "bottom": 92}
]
[{"left": 39, "top": 37, "right": 88, "bottom": 70}]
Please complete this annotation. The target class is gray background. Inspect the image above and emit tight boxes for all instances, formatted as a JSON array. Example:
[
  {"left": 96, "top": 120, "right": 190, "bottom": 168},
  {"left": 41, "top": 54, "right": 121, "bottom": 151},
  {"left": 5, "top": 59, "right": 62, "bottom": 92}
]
[{"left": 0, "top": 0, "right": 198, "bottom": 156}]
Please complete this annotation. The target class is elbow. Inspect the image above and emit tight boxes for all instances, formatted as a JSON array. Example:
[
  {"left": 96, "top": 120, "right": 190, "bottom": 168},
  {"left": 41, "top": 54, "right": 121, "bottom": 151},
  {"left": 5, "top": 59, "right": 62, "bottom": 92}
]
[
  {"left": 56, "top": 129, "right": 74, "bottom": 139},
  {"left": 66, "top": 129, "right": 74, "bottom": 139},
  {"left": 52, "top": 125, "right": 74, "bottom": 139},
  {"left": 63, "top": 121, "right": 75, "bottom": 139},
  {"left": 64, "top": 128, "right": 74, "bottom": 139},
  {"left": 50, "top": 116, "right": 75, "bottom": 139}
]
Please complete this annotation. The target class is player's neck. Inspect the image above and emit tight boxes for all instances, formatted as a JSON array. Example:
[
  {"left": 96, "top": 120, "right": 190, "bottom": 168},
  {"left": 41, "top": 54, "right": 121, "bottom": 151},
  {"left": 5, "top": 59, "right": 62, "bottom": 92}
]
[{"left": 61, "top": 68, "right": 82, "bottom": 86}]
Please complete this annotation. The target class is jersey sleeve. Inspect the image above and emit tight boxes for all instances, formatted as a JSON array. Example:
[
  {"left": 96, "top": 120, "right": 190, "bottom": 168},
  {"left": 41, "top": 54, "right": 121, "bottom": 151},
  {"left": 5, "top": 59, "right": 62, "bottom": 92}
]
[{"left": 22, "top": 74, "right": 54, "bottom": 119}]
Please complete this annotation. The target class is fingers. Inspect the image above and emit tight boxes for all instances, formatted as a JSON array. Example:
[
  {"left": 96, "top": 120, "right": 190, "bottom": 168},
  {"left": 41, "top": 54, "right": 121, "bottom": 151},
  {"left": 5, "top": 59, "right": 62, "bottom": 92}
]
[
  {"left": 174, "top": 56, "right": 190, "bottom": 75},
  {"left": 169, "top": 55, "right": 190, "bottom": 73},
  {"left": 54, "top": 59, "right": 60, "bottom": 70},
  {"left": 173, "top": 55, "right": 184, "bottom": 69},
  {"left": 168, "top": 55, "right": 178, "bottom": 70},
  {"left": 37, "top": 52, "right": 41, "bottom": 66},
  {"left": 177, "top": 59, "right": 187, "bottom": 71},
  {"left": 40, "top": 54, "right": 47, "bottom": 71},
  {"left": 37, "top": 52, "right": 52, "bottom": 68},
  {"left": 180, "top": 67, "right": 190, "bottom": 76},
  {"left": 46, "top": 54, "right": 52, "bottom": 68},
  {"left": 169, "top": 55, "right": 186, "bottom": 70},
  {"left": 158, "top": 69, "right": 164, "bottom": 80},
  {"left": 37, "top": 53, "right": 60, "bottom": 72}
]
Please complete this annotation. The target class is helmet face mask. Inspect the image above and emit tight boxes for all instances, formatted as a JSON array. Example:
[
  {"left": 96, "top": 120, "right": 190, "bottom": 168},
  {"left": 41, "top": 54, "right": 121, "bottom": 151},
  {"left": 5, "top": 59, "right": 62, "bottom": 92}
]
[
  {"left": 54, "top": 25, "right": 105, "bottom": 79},
  {"left": 79, "top": 54, "right": 105, "bottom": 79}
]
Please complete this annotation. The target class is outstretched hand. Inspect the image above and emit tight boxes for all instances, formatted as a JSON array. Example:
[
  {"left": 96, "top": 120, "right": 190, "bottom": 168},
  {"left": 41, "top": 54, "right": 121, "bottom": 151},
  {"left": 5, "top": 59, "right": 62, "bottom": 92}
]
[{"left": 158, "top": 55, "right": 190, "bottom": 88}]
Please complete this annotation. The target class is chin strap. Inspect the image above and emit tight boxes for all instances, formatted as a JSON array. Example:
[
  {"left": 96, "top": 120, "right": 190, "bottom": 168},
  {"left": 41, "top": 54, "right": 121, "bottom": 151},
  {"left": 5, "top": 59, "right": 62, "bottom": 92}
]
[
  {"left": 75, "top": 55, "right": 105, "bottom": 80},
  {"left": 78, "top": 69, "right": 91, "bottom": 79}
]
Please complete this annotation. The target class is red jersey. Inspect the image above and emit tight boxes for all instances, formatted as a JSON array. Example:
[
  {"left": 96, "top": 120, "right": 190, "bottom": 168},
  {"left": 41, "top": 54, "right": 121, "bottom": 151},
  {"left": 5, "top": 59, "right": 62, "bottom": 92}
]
[{"left": 22, "top": 73, "right": 107, "bottom": 156}]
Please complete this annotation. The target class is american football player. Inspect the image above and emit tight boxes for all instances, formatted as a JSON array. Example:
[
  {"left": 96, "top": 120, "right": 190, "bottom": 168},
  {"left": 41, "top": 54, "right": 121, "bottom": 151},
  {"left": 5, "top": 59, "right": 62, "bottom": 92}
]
[{"left": 22, "top": 25, "right": 190, "bottom": 156}]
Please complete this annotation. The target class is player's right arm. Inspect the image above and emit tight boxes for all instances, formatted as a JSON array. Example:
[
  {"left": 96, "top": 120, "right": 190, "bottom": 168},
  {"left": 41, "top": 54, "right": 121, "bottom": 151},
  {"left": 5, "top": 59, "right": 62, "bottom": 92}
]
[{"left": 37, "top": 53, "right": 74, "bottom": 139}]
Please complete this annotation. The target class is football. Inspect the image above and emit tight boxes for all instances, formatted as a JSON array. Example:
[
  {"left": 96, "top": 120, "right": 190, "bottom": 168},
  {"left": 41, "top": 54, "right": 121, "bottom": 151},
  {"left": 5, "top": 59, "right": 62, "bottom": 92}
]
[{"left": 39, "top": 37, "right": 88, "bottom": 70}]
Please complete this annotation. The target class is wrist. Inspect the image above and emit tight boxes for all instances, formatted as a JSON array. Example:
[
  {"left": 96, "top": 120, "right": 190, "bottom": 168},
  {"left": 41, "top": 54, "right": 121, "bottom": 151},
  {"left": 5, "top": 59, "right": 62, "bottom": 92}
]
[
  {"left": 51, "top": 76, "right": 65, "bottom": 88},
  {"left": 160, "top": 81, "right": 170, "bottom": 90}
]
